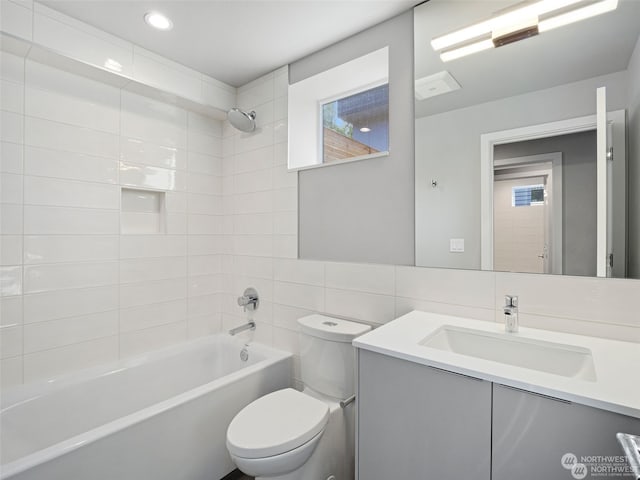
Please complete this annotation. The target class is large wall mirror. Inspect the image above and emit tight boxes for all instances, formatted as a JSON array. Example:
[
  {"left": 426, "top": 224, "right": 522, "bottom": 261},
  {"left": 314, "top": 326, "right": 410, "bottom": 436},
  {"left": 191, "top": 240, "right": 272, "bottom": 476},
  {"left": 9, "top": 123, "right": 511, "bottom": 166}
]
[{"left": 414, "top": 0, "right": 640, "bottom": 278}]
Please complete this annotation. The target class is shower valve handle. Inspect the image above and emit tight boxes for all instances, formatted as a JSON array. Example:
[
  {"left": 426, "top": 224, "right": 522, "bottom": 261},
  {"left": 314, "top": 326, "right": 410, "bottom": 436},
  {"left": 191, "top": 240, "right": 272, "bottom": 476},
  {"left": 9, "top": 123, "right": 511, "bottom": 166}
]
[{"left": 237, "top": 287, "right": 259, "bottom": 312}]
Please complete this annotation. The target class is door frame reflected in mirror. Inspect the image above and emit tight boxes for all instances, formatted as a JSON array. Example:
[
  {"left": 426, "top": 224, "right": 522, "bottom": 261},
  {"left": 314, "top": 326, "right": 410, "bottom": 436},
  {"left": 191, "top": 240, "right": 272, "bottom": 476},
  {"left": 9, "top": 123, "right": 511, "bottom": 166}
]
[{"left": 480, "top": 110, "right": 627, "bottom": 276}]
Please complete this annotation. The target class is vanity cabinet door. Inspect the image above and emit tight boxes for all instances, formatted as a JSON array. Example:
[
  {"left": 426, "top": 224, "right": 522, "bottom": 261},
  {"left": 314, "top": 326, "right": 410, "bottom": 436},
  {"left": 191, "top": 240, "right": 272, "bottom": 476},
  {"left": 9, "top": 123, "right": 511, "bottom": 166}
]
[
  {"left": 357, "top": 350, "right": 492, "bottom": 480},
  {"left": 492, "top": 383, "right": 640, "bottom": 480}
]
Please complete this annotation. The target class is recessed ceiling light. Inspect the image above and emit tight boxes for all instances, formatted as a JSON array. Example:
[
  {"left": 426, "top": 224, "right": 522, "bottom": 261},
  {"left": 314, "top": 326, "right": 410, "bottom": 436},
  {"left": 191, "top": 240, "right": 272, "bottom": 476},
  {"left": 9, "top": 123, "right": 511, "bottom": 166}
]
[
  {"left": 360, "top": 127, "right": 371, "bottom": 133},
  {"left": 144, "top": 11, "right": 173, "bottom": 31}
]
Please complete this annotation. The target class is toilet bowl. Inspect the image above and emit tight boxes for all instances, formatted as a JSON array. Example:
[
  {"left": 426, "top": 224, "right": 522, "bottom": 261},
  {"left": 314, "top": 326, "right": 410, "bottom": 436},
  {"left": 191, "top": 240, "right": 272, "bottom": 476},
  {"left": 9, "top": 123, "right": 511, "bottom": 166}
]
[
  {"left": 226, "top": 388, "right": 329, "bottom": 477},
  {"left": 229, "top": 429, "right": 324, "bottom": 478},
  {"left": 226, "top": 315, "right": 371, "bottom": 480}
]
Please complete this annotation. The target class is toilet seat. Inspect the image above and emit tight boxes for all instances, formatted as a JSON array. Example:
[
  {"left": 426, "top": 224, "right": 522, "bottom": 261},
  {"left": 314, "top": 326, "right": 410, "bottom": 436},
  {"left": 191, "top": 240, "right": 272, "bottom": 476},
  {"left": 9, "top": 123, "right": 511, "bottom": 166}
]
[{"left": 226, "top": 388, "right": 329, "bottom": 459}]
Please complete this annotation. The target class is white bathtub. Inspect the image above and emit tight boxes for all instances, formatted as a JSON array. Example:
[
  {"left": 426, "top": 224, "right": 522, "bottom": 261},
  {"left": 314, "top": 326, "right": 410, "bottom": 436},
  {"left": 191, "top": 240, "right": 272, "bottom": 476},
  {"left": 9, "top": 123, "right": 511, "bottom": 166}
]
[{"left": 0, "top": 335, "right": 292, "bottom": 480}]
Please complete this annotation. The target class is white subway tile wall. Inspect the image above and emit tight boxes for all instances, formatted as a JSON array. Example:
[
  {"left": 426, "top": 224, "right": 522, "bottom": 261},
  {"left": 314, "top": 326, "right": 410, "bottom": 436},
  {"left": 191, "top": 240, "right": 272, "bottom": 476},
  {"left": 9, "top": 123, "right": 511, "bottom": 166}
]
[
  {"left": 2, "top": 55, "right": 640, "bottom": 392},
  {"left": 0, "top": 0, "right": 33, "bottom": 41},
  {"left": 0, "top": 51, "right": 224, "bottom": 386}
]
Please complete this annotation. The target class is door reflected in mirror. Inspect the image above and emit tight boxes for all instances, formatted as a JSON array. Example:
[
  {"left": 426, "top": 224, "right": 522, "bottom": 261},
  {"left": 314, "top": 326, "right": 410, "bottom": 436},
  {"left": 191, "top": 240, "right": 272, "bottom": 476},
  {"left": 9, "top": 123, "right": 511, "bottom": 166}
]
[
  {"left": 414, "top": 0, "right": 640, "bottom": 278},
  {"left": 493, "top": 152, "right": 562, "bottom": 276},
  {"left": 491, "top": 133, "right": 596, "bottom": 277}
]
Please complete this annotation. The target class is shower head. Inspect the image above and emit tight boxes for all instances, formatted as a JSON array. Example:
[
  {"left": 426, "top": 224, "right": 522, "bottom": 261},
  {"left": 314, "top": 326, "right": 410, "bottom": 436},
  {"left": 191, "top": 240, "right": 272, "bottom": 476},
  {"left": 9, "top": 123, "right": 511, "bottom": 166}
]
[{"left": 227, "top": 108, "right": 256, "bottom": 133}]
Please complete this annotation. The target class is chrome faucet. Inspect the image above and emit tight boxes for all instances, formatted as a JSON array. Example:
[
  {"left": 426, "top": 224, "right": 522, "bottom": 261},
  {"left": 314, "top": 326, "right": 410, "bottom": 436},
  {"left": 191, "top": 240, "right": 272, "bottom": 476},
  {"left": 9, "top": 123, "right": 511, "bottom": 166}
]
[
  {"left": 504, "top": 295, "right": 519, "bottom": 333},
  {"left": 229, "top": 321, "right": 256, "bottom": 336},
  {"left": 237, "top": 287, "right": 259, "bottom": 312}
]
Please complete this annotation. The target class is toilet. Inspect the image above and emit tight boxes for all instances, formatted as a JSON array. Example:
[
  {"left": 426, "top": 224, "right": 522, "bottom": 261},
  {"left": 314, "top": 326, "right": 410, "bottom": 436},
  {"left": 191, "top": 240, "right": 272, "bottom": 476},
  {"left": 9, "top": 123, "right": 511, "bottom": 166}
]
[{"left": 226, "top": 314, "right": 371, "bottom": 480}]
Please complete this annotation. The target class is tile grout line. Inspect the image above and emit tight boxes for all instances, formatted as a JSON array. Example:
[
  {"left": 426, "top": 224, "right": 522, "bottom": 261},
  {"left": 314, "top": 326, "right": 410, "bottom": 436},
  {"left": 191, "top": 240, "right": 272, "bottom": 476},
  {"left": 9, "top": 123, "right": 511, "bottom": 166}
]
[
  {"left": 21, "top": 52, "right": 27, "bottom": 383},
  {"left": 186, "top": 110, "right": 192, "bottom": 339},
  {"left": 393, "top": 265, "right": 398, "bottom": 320},
  {"left": 116, "top": 84, "right": 122, "bottom": 360}
]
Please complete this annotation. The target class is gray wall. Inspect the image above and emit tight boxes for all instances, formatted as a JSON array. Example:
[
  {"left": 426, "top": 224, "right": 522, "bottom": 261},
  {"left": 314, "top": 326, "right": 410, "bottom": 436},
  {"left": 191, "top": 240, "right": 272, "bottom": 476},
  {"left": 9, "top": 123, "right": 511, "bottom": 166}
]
[
  {"left": 292, "top": 11, "right": 415, "bottom": 265},
  {"left": 628, "top": 37, "right": 640, "bottom": 278},
  {"left": 415, "top": 70, "right": 629, "bottom": 270},
  {"left": 494, "top": 131, "right": 597, "bottom": 277}
]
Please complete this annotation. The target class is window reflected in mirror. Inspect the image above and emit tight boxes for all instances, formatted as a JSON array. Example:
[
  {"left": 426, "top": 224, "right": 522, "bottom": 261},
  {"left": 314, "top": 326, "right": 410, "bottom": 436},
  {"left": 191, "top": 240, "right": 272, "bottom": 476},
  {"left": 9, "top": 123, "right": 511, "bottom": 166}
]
[{"left": 511, "top": 184, "right": 545, "bottom": 207}]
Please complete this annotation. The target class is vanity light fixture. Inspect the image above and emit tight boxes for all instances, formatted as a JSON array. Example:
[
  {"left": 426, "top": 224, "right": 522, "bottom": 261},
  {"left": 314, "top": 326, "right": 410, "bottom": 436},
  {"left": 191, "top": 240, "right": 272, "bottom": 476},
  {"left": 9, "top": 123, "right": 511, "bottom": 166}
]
[
  {"left": 144, "top": 11, "right": 173, "bottom": 31},
  {"left": 433, "top": 0, "right": 618, "bottom": 62},
  {"left": 440, "top": 39, "right": 495, "bottom": 62},
  {"left": 538, "top": 0, "right": 618, "bottom": 32}
]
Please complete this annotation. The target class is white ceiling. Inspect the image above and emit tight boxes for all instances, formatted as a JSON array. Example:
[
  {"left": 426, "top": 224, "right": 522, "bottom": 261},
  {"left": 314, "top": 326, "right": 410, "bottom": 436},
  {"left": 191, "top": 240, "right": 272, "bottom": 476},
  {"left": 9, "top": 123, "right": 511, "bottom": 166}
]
[
  {"left": 40, "top": 0, "right": 417, "bottom": 87},
  {"left": 414, "top": 0, "right": 640, "bottom": 118}
]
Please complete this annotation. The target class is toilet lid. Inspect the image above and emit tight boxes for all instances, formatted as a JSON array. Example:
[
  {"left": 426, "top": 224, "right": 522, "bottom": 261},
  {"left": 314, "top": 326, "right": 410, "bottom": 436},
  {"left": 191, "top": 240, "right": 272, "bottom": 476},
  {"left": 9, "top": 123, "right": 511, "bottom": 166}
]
[{"left": 226, "top": 388, "right": 329, "bottom": 459}]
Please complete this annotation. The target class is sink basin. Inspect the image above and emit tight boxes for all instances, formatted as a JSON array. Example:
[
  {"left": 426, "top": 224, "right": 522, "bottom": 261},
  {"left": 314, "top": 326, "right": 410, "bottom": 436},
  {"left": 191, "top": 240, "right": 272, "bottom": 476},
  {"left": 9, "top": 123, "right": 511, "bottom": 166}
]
[{"left": 420, "top": 325, "right": 596, "bottom": 381}]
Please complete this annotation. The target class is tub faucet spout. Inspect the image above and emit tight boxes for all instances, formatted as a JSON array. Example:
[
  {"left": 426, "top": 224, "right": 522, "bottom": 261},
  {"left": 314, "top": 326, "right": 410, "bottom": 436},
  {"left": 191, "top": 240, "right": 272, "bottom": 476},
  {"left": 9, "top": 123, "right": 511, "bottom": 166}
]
[{"left": 229, "top": 321, "right": 256, "bottom": 336}]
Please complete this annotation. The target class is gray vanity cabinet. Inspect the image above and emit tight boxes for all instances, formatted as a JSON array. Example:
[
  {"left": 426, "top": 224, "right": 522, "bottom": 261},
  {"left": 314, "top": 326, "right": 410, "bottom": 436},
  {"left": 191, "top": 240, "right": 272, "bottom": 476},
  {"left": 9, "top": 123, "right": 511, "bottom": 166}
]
[
  {"left": 357, "top": 350, "right": 492, "bottom": 480},
  {"left": 357, "top": 351, "right": 640, "bottom": 480},
  {"left": 491, "top": 383, "right": 640, "bottom": 480}
]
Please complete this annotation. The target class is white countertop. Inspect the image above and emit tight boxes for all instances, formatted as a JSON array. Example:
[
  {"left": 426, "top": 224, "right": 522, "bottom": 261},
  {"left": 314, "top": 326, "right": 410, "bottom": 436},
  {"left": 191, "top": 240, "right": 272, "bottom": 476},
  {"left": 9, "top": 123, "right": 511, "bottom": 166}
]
[{"left": 353, "top": 311, "right": 640, "bottom": 418}]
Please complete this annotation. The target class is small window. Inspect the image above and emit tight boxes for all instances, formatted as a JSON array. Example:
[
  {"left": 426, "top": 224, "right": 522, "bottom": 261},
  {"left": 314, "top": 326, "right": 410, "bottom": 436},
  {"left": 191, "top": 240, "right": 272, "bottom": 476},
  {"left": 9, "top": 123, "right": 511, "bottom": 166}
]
[
  {"left": 321, "top": 84, "right": 389, "bottom": 164},
  {"left": 512, "top": 184, "right": 545, "bottom": 207}
]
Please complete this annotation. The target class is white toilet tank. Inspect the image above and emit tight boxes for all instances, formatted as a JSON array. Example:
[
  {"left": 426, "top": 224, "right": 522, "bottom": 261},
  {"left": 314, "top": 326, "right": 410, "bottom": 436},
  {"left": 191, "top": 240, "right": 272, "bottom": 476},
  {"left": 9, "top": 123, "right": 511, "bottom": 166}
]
[{"left": 297, "top": 315, "right": 371, "bottom": 400}]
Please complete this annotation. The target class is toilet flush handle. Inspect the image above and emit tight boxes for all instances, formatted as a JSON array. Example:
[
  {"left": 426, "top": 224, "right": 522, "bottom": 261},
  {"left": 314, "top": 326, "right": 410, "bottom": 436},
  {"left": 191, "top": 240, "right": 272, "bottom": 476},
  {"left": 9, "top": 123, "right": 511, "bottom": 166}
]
[{"left": 339, "top": 395, "right": 356, "bottom": 408}]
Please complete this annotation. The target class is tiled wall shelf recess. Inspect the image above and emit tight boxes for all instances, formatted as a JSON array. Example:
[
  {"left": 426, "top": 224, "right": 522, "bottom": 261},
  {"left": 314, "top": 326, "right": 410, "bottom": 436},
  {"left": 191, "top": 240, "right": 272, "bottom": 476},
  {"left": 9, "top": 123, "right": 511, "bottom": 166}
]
[{"left": 121, "top": 188, "right": 166, "bottom": 234}]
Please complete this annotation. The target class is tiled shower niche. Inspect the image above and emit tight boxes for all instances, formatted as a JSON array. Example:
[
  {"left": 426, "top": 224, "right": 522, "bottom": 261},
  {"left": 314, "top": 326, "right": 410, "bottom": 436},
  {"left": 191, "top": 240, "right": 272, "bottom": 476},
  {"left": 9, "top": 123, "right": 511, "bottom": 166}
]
[{"left": 121, "top": 188, "right": 166, "bottom": 234}]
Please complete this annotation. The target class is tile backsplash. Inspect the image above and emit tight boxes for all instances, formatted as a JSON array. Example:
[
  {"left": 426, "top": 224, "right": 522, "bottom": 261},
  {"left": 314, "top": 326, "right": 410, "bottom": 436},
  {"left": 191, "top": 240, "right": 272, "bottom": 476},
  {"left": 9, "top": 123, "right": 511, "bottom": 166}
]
[{"left": 2, "top": 52, "right": 640, "bottom": 390}]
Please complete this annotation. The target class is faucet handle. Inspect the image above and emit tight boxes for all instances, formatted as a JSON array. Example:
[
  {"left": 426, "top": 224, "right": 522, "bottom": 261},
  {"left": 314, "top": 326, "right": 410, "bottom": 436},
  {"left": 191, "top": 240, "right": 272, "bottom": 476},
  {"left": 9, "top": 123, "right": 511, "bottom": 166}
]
[
  {"left": 504, "top": 295, "right": 519, "bottom": 333},
  {"left": 237, "top": 287, "right": 259, "bottom": 312},
  {"left": 505, "top": 295, "right": 518, "bottom": 307}
]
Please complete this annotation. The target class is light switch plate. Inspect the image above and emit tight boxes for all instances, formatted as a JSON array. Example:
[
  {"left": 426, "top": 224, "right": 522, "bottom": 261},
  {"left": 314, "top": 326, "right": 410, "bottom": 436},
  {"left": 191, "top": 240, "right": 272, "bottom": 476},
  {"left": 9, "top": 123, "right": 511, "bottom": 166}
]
[{"left": 450, "top": 238, "right": 465, "bottom": 253}]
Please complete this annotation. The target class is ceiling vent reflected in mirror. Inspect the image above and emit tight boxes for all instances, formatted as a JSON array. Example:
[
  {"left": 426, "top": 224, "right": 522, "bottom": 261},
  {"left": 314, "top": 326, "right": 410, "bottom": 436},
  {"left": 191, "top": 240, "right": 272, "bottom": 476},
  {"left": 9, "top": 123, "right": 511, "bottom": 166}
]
[{"left": 415, "top": 71, "right": 462, "bottom": 100}]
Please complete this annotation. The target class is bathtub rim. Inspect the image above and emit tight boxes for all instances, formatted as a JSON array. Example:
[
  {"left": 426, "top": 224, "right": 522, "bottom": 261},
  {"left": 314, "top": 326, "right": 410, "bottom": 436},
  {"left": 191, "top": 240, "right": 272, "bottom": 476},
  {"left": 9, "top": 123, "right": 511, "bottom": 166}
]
[
  {"left": 2, "top": 334, "right": 283, "bottom": 408},
  {"left": 0, "top": 335, "right": 292, "bottom": 479}
]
